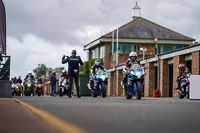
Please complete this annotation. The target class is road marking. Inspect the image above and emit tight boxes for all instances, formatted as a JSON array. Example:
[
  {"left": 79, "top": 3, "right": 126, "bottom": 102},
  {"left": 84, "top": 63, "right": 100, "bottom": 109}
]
[{"left": 14, "top": 98, "right": 87, "bottom": 133}]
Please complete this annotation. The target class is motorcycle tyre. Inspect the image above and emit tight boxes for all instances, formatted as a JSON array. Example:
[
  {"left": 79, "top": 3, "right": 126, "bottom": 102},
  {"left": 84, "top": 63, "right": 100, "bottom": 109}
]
[
  {"left": 102, "top": 84, "right": 106, "bottom": 98},
  {"left": 125, "top": 91, "right": 132, "bottom": 99},
  {"left": 178, "top": 92, "right": 184, "bottom": 99},
  {"left": 59, "top": 88, "right": 63, "bottom": 97},
  {"left": 92, "top": 93, "right": 98, "bottom": 98},
  {"left": 136, "top": 82, "right": 142, "bottom": 100}
]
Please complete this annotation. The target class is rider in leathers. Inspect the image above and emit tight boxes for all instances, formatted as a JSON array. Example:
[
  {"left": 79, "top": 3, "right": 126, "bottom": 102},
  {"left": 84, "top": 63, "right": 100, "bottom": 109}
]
[
  {"left": 89, "top": 59, "right": 107, "bottom": 90},
  {"left": 121, "top": 51, "right": 140, "bottom": 89}
]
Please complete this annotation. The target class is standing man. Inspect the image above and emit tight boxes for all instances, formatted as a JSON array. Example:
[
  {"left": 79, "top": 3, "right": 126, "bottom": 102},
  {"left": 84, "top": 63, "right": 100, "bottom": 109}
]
[
  {"left": 62, "top": 50, "right": 83, "bottom": 98},
  {"left": 50, "top": 70, "right": 57, "bottom": 96}
]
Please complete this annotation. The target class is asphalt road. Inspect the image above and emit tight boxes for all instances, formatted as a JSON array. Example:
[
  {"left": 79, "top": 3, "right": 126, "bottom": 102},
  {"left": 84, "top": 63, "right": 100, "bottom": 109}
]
[{"left": 16, "top": 96, "right": 200, "bottom": 133}]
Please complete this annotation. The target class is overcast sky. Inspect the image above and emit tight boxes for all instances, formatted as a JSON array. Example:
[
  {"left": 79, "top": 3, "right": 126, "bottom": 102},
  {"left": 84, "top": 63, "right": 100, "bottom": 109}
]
[{"left": 3, "top": 0, "right": 200, "bottom": 79}]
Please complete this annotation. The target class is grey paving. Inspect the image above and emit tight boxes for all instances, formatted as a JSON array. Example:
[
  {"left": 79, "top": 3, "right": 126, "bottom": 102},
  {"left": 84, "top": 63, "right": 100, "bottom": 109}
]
[
  {"left": 16, "top": 96, "right": 200, "bottom": 133},
  {"left": 0, "top": 98, "right": 58, "bottom": 133}
]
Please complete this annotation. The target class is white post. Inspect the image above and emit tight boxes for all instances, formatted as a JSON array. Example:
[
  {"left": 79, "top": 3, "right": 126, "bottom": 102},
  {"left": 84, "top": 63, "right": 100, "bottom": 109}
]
[
  {"left": 116, "top": 28, "right": 119, "bottom": 66},
  {"left": 143, "top": 51, "right": 145, "bottom": 60},
  {"left": 112, "top": 29, "right": 114, "bottom": 55}
]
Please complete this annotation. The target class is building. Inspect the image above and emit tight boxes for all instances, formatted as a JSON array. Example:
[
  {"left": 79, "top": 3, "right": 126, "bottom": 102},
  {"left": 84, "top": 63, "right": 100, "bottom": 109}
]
[{"left": 84, "top": 3, "right": 197, "bottom": 97}]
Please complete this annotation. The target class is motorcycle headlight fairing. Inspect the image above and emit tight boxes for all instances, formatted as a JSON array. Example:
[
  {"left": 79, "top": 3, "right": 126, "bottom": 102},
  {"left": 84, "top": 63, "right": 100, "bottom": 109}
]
[
  {"left": 135, "top": 72, "right": 142, "bottom": 78},
  {"left": 101, "top": 75, "right": 106, "bottom": 81}
]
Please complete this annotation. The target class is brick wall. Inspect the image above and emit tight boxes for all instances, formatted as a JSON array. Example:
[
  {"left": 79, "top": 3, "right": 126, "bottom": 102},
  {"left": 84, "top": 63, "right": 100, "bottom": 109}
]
[
  {"left": 173, "top": 55, "right": 185, "bottom": 97},
  {"left": 118, "top": 54, "right": 129, "bottom": 64},
  {"left": 140, "top": 44, "right": 155, "bottom": 57},
  {"left": 103, "top": 43, "right": 111, "bottom": 69},
  {"left": 192, "top": 51, "right": 200, "bottom": 75},
  {"left": 107, "top": 72, "right": 116, "bottom": 96},
  {"left": 159, "top": 59, "right": 168, "bottom": 97},
  {"left": 107, "top": 72, "right": 112, "bottom": 96},
  {"left": 116, "top": 70, "right": 123, "bottom": 96},
  {"left": 144, "top": 62, "right": 154, "bottom": 97}
]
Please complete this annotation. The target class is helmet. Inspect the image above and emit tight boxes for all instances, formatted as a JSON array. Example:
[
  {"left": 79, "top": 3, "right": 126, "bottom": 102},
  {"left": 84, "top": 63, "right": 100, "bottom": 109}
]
[
  {"left": 129, "top": 51, "right": 137, "bottom": 61},
  {"left": 28, "top": 71, "right": 32, "bottom": 75},
  {"left": 185, "top": 67, "right": 190, "bottom": 73},
  {"left": 62, "top": 69, "right": 66, "bottom": 73},
  {"left": 18, "top": 76, "right": 21, "bottom": 79},
  {"left": 129, "top": 51, "right": 137, "bottom": 58},
  {"left": 94, "top": 59, "right": 101, "bottom": 66},
  {"left": 178, "top": 64, "right": 185, "bottom": 71}
]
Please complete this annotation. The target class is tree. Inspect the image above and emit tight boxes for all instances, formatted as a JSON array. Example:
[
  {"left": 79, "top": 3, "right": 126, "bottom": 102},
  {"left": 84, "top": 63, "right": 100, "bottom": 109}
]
[{"left": 33, "top": 64, "right": 47, "bottom": 79}]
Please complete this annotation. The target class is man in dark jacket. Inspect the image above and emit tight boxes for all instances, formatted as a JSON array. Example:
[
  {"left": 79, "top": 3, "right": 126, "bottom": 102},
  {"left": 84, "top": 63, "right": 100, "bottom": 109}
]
[
  {"left": 50, "top": 70, "right": 57, "bottom": 96},
  {"left": 62, "top": 50, "right": 83, "bottom": 98}
]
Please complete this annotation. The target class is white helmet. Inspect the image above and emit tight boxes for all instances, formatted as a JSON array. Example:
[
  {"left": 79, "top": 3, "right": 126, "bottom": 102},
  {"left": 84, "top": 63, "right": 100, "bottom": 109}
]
[
  {"left": 129, "top": 51, "right": 137, "bottom": 57},
  {"left": 62, "top": 69, "right": 66, "bottom": 73},
  {"left": 28, "top": 71, "right": 32, "bottom": 75}
]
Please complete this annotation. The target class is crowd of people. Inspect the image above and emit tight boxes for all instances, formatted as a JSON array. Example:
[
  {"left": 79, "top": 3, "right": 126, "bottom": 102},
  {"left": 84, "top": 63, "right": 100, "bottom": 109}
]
[{"left": 11, "top": 49, "right": 190, "bottom": 98}]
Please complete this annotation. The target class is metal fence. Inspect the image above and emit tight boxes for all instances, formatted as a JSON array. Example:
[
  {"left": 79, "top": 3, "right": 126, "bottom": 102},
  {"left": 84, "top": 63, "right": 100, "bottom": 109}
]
[{"left": 0, "top": 55, "right": 10, "bottom": 80}]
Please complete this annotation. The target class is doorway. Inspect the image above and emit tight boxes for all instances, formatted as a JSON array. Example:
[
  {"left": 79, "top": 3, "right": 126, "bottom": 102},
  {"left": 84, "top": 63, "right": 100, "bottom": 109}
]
[
  {"left": 186, "top": 60, "right": 192, "bottom": 73},
  {"left": 168, "top": 64, "right": 173, "bottom": 97},
  {"left": 154, "top": 66, "right": 158, "bottom": 90}
]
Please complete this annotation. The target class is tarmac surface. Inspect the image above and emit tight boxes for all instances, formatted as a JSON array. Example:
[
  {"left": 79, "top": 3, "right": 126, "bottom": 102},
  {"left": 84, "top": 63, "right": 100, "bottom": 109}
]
[
  {"left": 14, "top": 96, "right": 200, "bottom": 133},
  {"left": 0, "top": 98, "right": 58, "bottom": 133}
]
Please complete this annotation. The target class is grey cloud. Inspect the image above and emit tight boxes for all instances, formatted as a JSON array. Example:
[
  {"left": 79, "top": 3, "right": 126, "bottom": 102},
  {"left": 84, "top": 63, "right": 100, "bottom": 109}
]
[{"left": 4, "top": 0, "right": 200, "bottom": 46}]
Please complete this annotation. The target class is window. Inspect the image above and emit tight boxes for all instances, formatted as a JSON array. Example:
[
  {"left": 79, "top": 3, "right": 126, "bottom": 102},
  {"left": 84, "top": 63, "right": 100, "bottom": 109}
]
[
  {"left": 121, "top": 44, "right": 132, "bottom": 54},
  {"left": 155, "top": 44, "right": 184, "bottom": 55},
  {"left": 100, "top": 45, "right": 105, "bottom": 58},
  {"left": 91, "top": 47, "right": 99, "bottom": 59},
  {"left": 132, "top": 44, "right": 140, "bottom": 54},
  {"left": 109, "top": 43, "right": 140, "bottom": 55},
  {"left": 91, "top": 45, "right": 105, "bottom": 59}
]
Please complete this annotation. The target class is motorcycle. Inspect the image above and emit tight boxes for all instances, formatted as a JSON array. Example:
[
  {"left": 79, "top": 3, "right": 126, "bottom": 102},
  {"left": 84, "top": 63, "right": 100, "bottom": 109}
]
[
  {"left": 36, "top": 83, "right": 43, "bottom": 96},
  {"left": 123, "top": 64, "right": 146, "bottom": 100},
  {"left": 11, "top": 83, "right": 16, "bottom": 96},
  {"left": 24, "top": 77, "right": 35, "bottom": 96},
  {"left": 88, "top": 70, "right": 108, "bottom": 98},
  {"left": 15, "top": 83, "right": 23, "bottom": 96},
  {"left": 58, "top": 77, "right": 69, "bottom": 96},
  {"left": 178, "top": 74, "right": 190, "bottom": 99}
]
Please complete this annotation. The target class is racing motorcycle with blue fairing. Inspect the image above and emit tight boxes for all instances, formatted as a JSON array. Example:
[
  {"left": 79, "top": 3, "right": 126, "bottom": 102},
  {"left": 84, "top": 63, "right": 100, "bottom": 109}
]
[
  {"left": 88, "top": 70, "right": 108, "bottom": 98},
  {"left": 123, "top": 64, "right": 146, "bottom": 100},
  {"left": 178, "top": 73, "right": 190, "bottom": 99}
]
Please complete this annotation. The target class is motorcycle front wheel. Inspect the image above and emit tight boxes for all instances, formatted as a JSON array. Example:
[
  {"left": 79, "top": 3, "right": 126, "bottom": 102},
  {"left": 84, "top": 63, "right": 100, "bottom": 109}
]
[
  {"left": 178, "top": 92, "right": 184, "bottom": 99},
  {"left": 136, "top": 82, "right": 142, "bottom": 100},
  {"left": 125, "top": 91, "right": 132, "bottom": 99},
  {"left": 92, "top": 92, "right": 98, "bottom": 98},
  {"left": 102, "top": 84, "right": 106, "bottom": 98}
]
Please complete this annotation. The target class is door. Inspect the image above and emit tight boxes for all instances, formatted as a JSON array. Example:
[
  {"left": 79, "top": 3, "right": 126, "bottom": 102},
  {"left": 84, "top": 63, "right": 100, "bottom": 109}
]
[{"left": 168, "top": 64, "right": 173, "bottom": 97}]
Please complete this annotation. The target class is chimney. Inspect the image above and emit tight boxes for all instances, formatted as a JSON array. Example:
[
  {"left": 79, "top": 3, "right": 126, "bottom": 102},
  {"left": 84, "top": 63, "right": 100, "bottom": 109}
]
[{"left": 132, "top": 2, "right": 141, "bottom": 19}]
